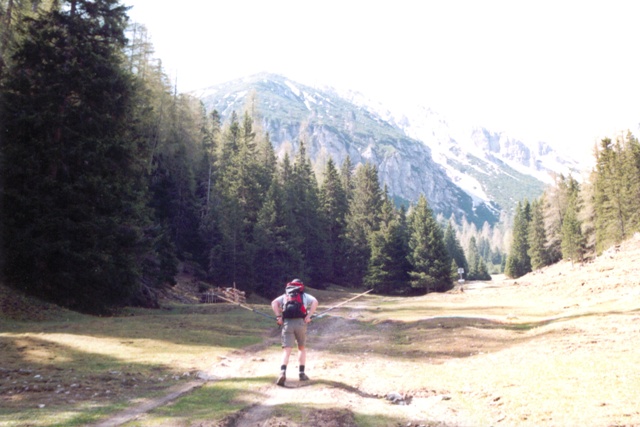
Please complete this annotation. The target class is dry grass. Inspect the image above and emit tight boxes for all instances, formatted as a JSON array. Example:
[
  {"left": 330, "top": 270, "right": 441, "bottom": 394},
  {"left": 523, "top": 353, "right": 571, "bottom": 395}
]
[{"left": 2, "top": 235, "right": 640, "bottom": 426}]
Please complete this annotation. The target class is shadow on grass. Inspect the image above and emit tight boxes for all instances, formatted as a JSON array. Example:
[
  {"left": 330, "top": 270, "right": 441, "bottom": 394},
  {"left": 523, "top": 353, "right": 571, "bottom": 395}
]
[
  {"left": 0, "top": 332, "right": 207, "bottom": 426},
  {"left": 499, "top": 306, "right": 640, "bottom": 331},
  {"left": 0, "top": 305, "right": 279, "bottom": 427},
  {"left": 311, "top": 306, "right": 640, "bottom": 362}
]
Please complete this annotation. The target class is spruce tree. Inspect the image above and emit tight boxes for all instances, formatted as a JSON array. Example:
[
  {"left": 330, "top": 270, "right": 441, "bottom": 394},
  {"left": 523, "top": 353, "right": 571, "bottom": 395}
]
[
  {"left": 1, "top": 0, "right": 45, "bottom": 78},
  {"left": 505, "top": 201, "right": 532, "bottom": 278},
  {"left": 527, "top": 199, "right": 548, "bottom": 271},
  {"left": 319, "top": 158, "right": 349, "bottom": 283},
  {"left": 148, "top": 94, "right": 206, "bottom": 269},
  {"left": 289, "top": 141, "right": 329, "bottom": 285},
  {"left": 628, "top": 133, "right": 640, "bottom": 232},
  {"left": 253, "top": 176, "right": 303, "bottom": 297},
  {"left": 407, "top": 195, "right": 452, "bottom": 293},
  {"left": 1, "top": 0, "right": 152, "bottom": 312},
  {"left": 592, "top": 134, "right": 640, "bottom": 252},
  {"left": 213, "top": 111, "right": 266, "bottom": 289},
  {"left": 344, "top": 162, "right": 383, "bottom": 285},
  {"left": 364, "top": 191, "right": 411, "bottom": 294},
  {"left": 444, "top": 221, "right": 468, "bottom": 277},
  {"left": 561, "top": 199, "right": 585, "bottom": 264},
  {"left": 339, "top": 156, "right": 354, "bottom": 202},
  {"left": 466, "top": 236, "right": 480, "bottom": 279}
]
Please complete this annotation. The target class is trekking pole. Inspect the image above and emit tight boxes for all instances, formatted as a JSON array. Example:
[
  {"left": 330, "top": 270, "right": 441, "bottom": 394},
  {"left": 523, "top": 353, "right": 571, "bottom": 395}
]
[
  {"left": 312, "top": 289, "right": 373, "bottom": 319},
  {"left": 210, "top": 291, "right": 277, "bottom": 320}
]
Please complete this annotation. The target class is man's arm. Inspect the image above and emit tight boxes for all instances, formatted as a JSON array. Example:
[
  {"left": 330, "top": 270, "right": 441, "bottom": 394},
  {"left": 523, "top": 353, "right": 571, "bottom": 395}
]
[
  {"left": 271, "top": 297, "right": 283, "bottom": 325},
  {"left": 304, "top": 297, "right": 318, "bottom": 323}
]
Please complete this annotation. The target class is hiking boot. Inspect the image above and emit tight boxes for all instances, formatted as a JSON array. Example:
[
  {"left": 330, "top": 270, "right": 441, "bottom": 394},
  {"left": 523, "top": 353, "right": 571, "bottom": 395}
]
[
  {"left": 276, "top": 370, "right": 286, "bottom": 386},
  {"left": 299, "top": 372, "right": 310, "bottom": 381}
]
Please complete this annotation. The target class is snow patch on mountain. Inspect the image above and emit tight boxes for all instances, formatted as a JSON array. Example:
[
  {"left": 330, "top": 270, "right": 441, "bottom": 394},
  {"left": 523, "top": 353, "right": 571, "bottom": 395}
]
[
  {"left": 284, "top": 80, "right": 301, "bottom": 97},
  {"left": 194, "top": 73, "right": 585, "bottom": 224},
  {"left": 334, "top": 86, "right": 584, "bottom": 190}
]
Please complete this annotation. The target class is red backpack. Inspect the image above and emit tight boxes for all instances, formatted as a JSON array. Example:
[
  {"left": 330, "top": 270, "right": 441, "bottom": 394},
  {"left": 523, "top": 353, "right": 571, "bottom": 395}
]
[{"left": 282, "top": 280, "right": 307, "bottom": 319}]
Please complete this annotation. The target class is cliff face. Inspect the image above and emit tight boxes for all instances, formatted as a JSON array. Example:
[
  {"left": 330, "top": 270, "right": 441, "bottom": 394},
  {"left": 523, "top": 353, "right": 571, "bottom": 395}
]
[{"left": 195, "top": 73, "right": 582, "bottom": 226}]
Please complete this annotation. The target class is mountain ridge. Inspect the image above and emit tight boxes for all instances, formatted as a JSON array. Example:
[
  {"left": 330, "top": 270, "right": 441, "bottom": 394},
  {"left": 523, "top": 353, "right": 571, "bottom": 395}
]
[{"left": 194, "top": 73, "right": 583, "bottom": 225}]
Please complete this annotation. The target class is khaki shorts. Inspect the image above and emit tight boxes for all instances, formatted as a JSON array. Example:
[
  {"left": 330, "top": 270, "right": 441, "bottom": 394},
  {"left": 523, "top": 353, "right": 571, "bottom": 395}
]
[{"left": 281, "top": 318, "right": 307, "bottom": 348}]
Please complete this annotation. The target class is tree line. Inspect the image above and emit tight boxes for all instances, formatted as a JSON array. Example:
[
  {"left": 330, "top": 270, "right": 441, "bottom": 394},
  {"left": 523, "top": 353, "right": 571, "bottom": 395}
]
[
  {"left": 6, "top": 1, "right": 632, "bottom": 314},
  {"left": 2, "top": 0, "right": 488, "bottom": 314},
  {"left": 505, "top": 133, "right": 640, "bottom": 278}
]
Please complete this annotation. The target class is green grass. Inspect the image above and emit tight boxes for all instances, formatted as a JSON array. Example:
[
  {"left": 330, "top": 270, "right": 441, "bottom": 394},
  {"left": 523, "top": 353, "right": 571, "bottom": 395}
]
[
  {"left": 127, "top": 379, "right": 266, "bottom": 426},
  {"left": 0, "top": 302, "right": 272, "bottom": 427}
]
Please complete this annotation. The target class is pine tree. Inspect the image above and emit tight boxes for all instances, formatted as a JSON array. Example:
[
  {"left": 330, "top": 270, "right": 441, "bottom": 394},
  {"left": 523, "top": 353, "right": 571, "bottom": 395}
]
[
  {"left": 477, "top": 257, "right": 491, "bottom": 280},
  {"left": 594, "top": 137, "right": 628, "bottom": 252},
  {"left": 148, "top": 94, "right": 206, "bottom": 269},
  {"left": 253, "top": 176, "right": 303, "bottom": 297},
  {"left": 444, "top": 220, "right": 468, "bottom": 278},
  {"left": 1, "top": 0, "right": 45, "bottom": 78},
  {"left": 628, "top": 133, "right": 640, "bottom": 232},
  {"left": 407, "top": 195, "right": 452, "bottom": 293},
  {"left": 288, "top": 140, "right": 329, "bottom": 285},
  {"left": 339, "top": 156, "right": 354, "bottom": 202},
  {"left": 527, "top": 199, "right": 548, "bottom": 271},
  {"left": 561, "top": 199, "right": 585, "bottom": 263},
  {"left": 319, "top": 158, "right": 349, "bottom": 283},
  {"left": 1, "top": 0, "right": 152, "bottom": 312},
  {"left": 505, "top": 200, "right": 532, "bottom": 278},
  {"left": 344, "top": 162, "right": 383, "bottom": 285},
  {"left": 466, "top": 236, "right": 480, "bottom": 279},
  {"left": 364, "top": 191, "right": 411, "bottom": 294},
  {"left": 212, "top": 111, "right": 267, "bottom": 289}
]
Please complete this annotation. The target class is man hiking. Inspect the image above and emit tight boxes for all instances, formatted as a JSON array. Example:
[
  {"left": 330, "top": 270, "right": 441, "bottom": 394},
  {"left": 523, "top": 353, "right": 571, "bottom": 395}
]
[{"left": 271, "top": 279, "right": 318, "bottom": 386}]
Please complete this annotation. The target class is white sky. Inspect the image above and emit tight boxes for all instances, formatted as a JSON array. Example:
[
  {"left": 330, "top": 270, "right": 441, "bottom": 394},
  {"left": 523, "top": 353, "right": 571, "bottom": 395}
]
[{"left": 125, "top": 0, "right": 640, "bottom": 163}]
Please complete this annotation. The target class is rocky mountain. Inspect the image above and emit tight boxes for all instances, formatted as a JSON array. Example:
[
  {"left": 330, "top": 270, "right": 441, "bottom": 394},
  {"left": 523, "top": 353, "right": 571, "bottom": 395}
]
[{"left": 194, "top": 73, "right": 583, "bottom": 226}]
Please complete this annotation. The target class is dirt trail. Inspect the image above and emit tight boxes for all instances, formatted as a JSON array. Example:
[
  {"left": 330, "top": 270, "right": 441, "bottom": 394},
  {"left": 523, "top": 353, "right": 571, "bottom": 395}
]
[
  {"left": 229, "top": 308, "right": 378, "bottom": 427},
  {"left": 213, "top": 302, "right": 475, "bottom": 427},
  {"left": 95, "top": 235, "right": 640, "bottom": 426}
]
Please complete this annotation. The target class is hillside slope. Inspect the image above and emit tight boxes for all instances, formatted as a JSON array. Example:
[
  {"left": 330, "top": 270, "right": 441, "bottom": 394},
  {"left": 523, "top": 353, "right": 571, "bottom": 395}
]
[{"left": 195, "top": 73, "right": 585, "bottom": 224}]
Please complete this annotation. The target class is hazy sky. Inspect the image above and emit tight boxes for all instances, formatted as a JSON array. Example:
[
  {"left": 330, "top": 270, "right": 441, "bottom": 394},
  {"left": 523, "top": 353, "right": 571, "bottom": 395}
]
[{"left": 125, "top": 0, "right": 640, "bottom": 163}]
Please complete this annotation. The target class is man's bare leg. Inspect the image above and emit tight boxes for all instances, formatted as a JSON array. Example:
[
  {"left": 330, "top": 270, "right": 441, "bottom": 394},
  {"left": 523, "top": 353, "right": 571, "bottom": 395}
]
[
  {"left": 298, "top": 346, "right": 309, "bottom": 380},
  {"left": 277, "top": 347, "right": 293, "bottom": 386}
]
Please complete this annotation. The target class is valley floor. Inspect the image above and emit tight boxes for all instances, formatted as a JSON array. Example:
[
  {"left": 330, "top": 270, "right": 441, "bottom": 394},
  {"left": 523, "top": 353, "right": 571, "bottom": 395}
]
[{"left": 3, "top": 235, "right": 640, "bottom": 426}]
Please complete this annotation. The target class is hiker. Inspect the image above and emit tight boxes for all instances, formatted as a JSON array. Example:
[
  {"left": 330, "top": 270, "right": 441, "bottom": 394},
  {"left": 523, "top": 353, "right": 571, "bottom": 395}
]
[{"left": 271, "top": 278, "right": 318, "bottom": 386}]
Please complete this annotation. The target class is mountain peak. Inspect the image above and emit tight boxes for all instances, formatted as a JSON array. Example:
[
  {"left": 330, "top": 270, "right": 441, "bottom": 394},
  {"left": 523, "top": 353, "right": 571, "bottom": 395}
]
[{"left": 196, "top": 74, "right": 582, "bottom": 224}]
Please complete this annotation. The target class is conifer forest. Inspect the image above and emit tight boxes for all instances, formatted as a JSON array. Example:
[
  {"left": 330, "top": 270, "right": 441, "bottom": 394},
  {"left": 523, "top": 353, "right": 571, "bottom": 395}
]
[{"left": 2, "top": 0, "right": 639, "bottom": 314}]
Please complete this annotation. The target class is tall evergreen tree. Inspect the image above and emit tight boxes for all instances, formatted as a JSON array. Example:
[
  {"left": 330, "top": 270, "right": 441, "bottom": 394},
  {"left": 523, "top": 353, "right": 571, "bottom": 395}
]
[
  {"left": 364, "top": 190, "right": 411, "bottom": 294},
  {"left": 444, "top": 220, "right": 468, "bottom": 278},
  {"left": 527, "top": 199, "right": 548, "bottom": 271},
  {"left": 212, "top": 111, "right": 266, "bottom": 289},
  {"left": 628, "top": 133, "right": 640, "bottom": 232},
  {"left": 561, "top": 198, "right": 585, "bottom": 264},
  {"left": 253, "top": 176, "right": 303, "bottom": 297},
  {"left": 1, "top": 0, "right": 153, "bottom": 312},
  {"left": 1, "top": 0, "right": 45, "bottom": 78},
  {"left": 148, "top": 94, "right": 206, "bottom": 268},
  {"left": 288, "top": 141, "right": 329, "bottom": 285},
  {"left": 344, "top": 162, "right": 383, "bottom": 285},
  {"left": 339, "top": 155, "right": 354, "bottom": 202},
  {"left": 319, "top": 158, "right": 349, "bottom": 283},
  {"left": 593, "top": 133, "right": 640, "bottom": 251},
  {"left": 505, "top": 200, "right": 532, "bottom": 278},
  {"left": 466, "top": 236, "right": 480, "bottom": 278},
  {"left": 407, "top": 195, "right": 452, "bottom": 293}
]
